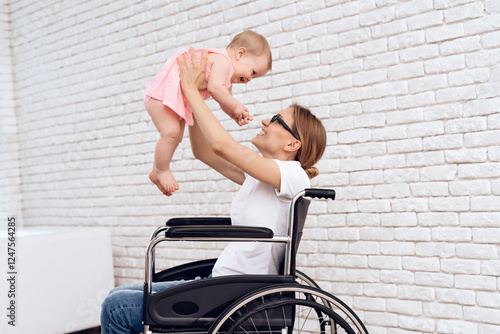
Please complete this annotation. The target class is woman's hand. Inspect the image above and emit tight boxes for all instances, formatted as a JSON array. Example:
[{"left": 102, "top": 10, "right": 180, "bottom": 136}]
[{"left": 178, "top": 47, "right": 208, "bottom": 95}]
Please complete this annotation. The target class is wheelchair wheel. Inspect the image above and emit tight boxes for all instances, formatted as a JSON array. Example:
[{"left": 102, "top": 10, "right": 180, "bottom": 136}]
[
  {"left": 209, "top": 284, "right": 368, "bottom": 334},
  {"left": 295, "top": 270, "right": 321, "bottom": 289}
]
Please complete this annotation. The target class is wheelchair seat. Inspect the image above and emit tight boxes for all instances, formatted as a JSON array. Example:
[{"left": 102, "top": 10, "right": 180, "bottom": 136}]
[{"left": 142, "top": 188, "right": 369, "bottom": 334}]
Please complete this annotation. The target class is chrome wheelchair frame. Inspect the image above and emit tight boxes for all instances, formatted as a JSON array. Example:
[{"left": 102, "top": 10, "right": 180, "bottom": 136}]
[{"left": 142, "top": 188, "right": 369, "bottom": 334}]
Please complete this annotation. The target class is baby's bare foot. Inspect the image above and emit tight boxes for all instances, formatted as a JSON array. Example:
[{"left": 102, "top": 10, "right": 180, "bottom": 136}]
[{"left": 154, "top": 170, "right": 179, "bottom": 196}]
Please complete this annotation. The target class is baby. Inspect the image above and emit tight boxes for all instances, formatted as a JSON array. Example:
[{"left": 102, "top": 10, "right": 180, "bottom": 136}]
[{"left": 145, "top": 30, "right": 272, "bottom": 196}]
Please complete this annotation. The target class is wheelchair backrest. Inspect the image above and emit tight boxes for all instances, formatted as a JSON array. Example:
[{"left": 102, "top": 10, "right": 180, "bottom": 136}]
[{"left": 283, "top": 197, "right": 310, "bottom": 277}]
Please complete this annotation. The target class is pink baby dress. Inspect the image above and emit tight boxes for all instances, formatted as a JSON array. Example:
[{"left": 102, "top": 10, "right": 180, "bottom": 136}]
[{"left": 144, "top": 48, "right": 234, "bottom": 126}]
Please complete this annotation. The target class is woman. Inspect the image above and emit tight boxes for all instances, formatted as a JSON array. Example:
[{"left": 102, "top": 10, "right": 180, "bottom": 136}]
[{"left": 100, "top": 48, "right": 326, "bottom": 334}]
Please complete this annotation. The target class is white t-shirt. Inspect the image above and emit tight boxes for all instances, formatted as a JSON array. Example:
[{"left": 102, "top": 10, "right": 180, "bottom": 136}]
[{"left": 212, "top": 160, "right": 310, "bottom": 277}]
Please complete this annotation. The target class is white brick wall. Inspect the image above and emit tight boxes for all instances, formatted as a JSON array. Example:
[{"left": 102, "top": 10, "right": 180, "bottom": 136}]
[
  {"left": 0, "top": 0, "right": 22, "bottom": 220},
  {"left": 2, "top": 0, "right": 500, "bottom": 332}
]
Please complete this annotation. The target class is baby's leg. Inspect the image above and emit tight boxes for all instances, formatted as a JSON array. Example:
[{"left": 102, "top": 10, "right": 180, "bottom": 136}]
[{"left": 147, "top": 98, "right": 185, "bottom": 196}]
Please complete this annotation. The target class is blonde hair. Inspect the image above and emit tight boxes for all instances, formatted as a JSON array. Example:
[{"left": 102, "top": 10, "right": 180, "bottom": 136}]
[
  {"left": 227, "top": 30, "right": 272, "bottom": 70},
  {"left": 290, "top": 104, "right": 327, "bottom": 179}
]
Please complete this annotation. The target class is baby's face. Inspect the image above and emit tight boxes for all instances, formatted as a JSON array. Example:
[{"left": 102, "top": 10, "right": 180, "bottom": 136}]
[{"left": 231, "top": 54, "right": 269, "bottom": 84}]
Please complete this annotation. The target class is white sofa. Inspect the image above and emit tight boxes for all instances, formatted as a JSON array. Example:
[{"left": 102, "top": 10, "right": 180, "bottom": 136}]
[{"left": 0, "top": 227, "right": 114, "bottom": 334}]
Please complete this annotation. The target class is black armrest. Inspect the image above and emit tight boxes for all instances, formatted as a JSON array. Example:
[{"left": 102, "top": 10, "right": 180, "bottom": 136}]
[
  {"left": 165, "top": 225, "right": 273, "bottom": 239},
  {"left": 166, "top": 217, "right": 231, "bottom": 226}
]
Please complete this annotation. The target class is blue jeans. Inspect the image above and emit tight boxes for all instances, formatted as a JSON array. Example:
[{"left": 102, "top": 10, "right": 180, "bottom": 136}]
[{"left": 100, "top": 279, "right": 194, "bottom": 334}]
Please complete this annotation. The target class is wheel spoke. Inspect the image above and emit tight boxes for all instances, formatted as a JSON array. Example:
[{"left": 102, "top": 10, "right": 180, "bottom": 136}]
[{"left": 211, "top": 285, "right": 368, "bottom": 334}]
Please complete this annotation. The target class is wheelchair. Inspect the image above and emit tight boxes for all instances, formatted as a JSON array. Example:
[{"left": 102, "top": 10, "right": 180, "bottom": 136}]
[{"left": 143, "top": 188, "right": 369, "bottom": 334}]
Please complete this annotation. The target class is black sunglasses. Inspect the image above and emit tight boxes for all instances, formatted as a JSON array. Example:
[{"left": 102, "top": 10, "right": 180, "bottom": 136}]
[{"left": 271, "top": 114, "right": 299, "bottom": 140}]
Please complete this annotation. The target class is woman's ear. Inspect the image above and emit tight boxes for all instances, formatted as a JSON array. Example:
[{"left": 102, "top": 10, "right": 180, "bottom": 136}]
[
  {"left": 235, "top": 47, "right": 247, "bottom": 60},
  {"left": 284, "top": 140, "right": 301, "bottom": 153}
]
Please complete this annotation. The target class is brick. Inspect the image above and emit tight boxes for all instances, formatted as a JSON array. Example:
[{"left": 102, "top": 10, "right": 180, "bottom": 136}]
[
  {"left": 445, "top": 2, "right": 485, "bottom": 23},
  {"left": 397, "top": 91, "right": 436, "bottom": 109},
  {"left": 440, "top": 36, "right": 482, "bottom": 56},
  {"left": 364, "top": 311, "right": 398, "bottom": 327},
  {"left": 481, "top": 260, "right": 500, "bottom": 276},
  {"left": 458, "top": 163, "right": 500, "bottom": 179},
  {"left": 396, "top": 228, "right": 432, "bottom": 242},
  {"left": 352, "top": 141, "right": 387, "bottom": 156},
  {"left": 353, "top": 38, "right": 389, "bottom": 57},
  {"left": 416, "top": 242, "right": 455, "bottom": 258},
  {"left": 380, "top": 242, "right": 415, "bottom": 256},
  {"left": 342, "top": 0, "right": 376, "bottom": 17},
  {"left": 338, "top": 128, "right": 371, "bottom": 143},
  {"left": 420, "top": 165, "right": 458, "bottom": 181},
  {"left": 473, "top": 229, "right": 500, "bottom": 243},
  {"left": 359, "top": 6, "right": 395, "bottom": 26},
  {"left": 400, "top": 44, "right": 440, "bottom": 63},
  {"left": 407, "top": 10, "right": 444, "bottom": 30},
  {"left": 464, "top": 306, "right": 500, "bottom": 324},
  {"left": 450, "top": 180, "right": 492, "bottom": 196},
  {"left": 339, "top": 27, "right": 371, "bottom": 46},
  {"left": 471, "top": 196, "right": 500, "bottom": 211},
  {"left": 406, "top": 151, "right": 444, "bottom": 166},
  {"left": 436, "top": 288, "right": 476, "bottom": 305},
  {"left": 311, "top": 4, "right": 342, "bottom": 24},
  {"left": 353, "top": 296, "right": 386, "bottom": 311},
  {"left": 347, "top": 213, "right": 380, "bottom": 227},
  {"left": 371, "top": 20, "right": 407, "bottom": 38},
  {"left": 424, "top": 302, "right": 462, "bottom": 318},
  {"left": 429, "top": 197, "right": 470, "bottom": 212},
  {"left": 372, "top": 81, "right": 409, "bottom": 99},
  {"left": 364, "top": 51, "right": 400, "bottom": 71},
  {"left": 340, "top": 186, "right": 372, "bottom": 201},
  {"left": 394, "top": 0, "right": 434, "bottom": 19},
  {"left": 466, "top": 48, "right": 500, "bottom": 68},
  {"left": 461, "top": 212, "right": 500, "bottom": 227},
  {"left": 489, "top": 113, "right": 500, "bottom": 129},
  {"left": 371, "top": 154, "right": 406, "bottom": 169},
  {"left": 389, "top": 31, "right": 425, "bottom": 50},
  {"left": 397, "top": 285, "right": 435, "bottom": 301},
  {"left": 464, "top": 15, "right": 500, "bottom": 35},
  {"left": 464, "top": 98, "right": 500, "bottom": 117},
  {"left": 445, "top": 148, "right": 488, "bottom": 164},
  {"left": 327, "top": 15, "right": 360, "bottom": 34},
  {"left": 336, "top": 254, "right": 368, "bottom": 268},
  {"left": 408, "top": 74, "right": 447, "bottom": 94},
  {"left": 386, "top": 108, "right": 424, "bottom": 125},
  {"left": 432, "top": 227, "right": 472, "bottom": 241},
  {"left": 411, "top": 182, "right": 449, "bottom": 197},
  {"left": 373, "top": 183, "right": 410, "bottom": 199},
  {"left": 485, "top": 0, "right": 500, "bottom": 12},
  {"left": 386, "top": 138, "right": 422, "bottom": 153},
  {"left": 358, "top": 198, "right": 392, "bottom": 212},
  {"left": 353, "top": 68, "right": 387, "bottom": 86},
  {"left": 384, "top": 168, "right": 420, "bottom": 183},
  {"left": 441, "top": 258, "right": 481, "bottom": 274},
  {"left": 386, "top": 299, "right": 422, "bottom": 316},
  {"left": 477, "top": 81, "right": 500, "bottom": 99},
  {"left": 457, "top": 244, "right": 498, "bottom": 260},
  {"left": 436, "top": 85, "right": 477, "bottom": 103},
  {"left": 346, "top": 268, "right": 380, "bottom": 283},
  {"left": 388, "top": 62, "right": 425, "bottom": 81},
  {"left": 456, "top": 275, "right": 497, "bottom": 290},
  {"left": 445, "top": 117, "right": 487, "bottom": 134},
  {"left": 426, "top": 22, "right": 465, "bottom": 43},
  {"left": 479, "top": 323, "right": 500, "bottom": 334},
  {"left": 418, "top": 212, "right": 459, "bottom": 226},
  {"left": 379, "top": 212, "right": 416, "bottom": 226}
]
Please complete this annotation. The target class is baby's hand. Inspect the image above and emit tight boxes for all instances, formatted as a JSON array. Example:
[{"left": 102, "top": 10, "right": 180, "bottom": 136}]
[
  {"left": 234, "top": 108, "right": 253, "bottom": 126},
  {"left": 232, "top": 102, "right": 247, "bottom": 118}
]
